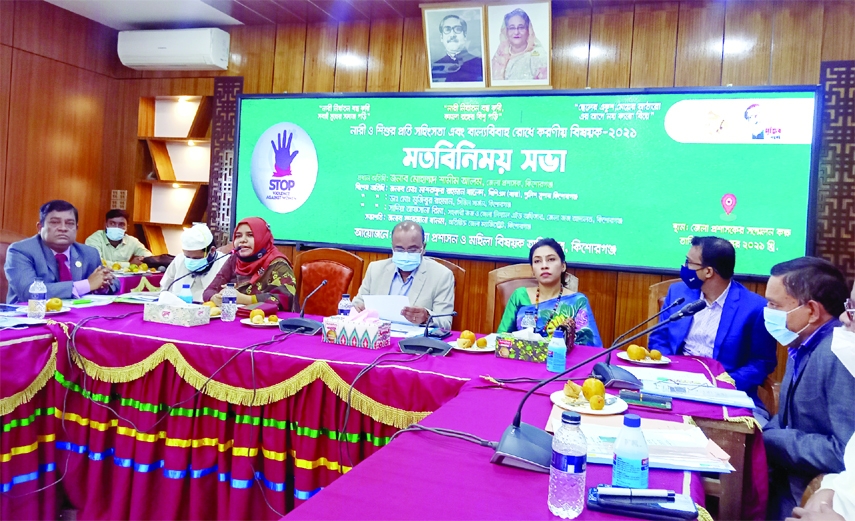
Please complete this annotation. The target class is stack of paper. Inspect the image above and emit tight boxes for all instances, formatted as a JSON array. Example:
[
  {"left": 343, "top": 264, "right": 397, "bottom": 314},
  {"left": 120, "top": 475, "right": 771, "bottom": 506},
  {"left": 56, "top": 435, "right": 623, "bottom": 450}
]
[
  {"left": 622, "top": 367, "right": 755, "bottom": 409},
  {"left": 362, "top": 295, "right": 426, "bottom": 337}
]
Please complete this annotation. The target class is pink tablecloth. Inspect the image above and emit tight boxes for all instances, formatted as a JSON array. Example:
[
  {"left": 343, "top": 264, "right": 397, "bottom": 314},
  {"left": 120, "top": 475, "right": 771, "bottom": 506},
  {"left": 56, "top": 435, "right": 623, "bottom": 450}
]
[{"left": 115, "top": 272, "right": 163, "bottom": 293}]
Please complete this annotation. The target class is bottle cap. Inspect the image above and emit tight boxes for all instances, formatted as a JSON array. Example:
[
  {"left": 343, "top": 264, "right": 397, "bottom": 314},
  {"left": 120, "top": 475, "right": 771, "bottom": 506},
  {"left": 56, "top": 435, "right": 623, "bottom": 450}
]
[
  {"left": 226, "top": 283, "right": 235, "bottom": 288},
  {"left": 561, "top": 411, "right": 581, "bottom": 425},
  {"left": 342, "top": 294, "right": 350, "bottom": 298},
  {"left": 183, "top": 283, "right": 190, "bottom": 288},
  {"left": 553, "top": 329, "right": 564, "bottom": 339},
  {"left": 623, "top": 414, "right": 641, "bottom": 428}
]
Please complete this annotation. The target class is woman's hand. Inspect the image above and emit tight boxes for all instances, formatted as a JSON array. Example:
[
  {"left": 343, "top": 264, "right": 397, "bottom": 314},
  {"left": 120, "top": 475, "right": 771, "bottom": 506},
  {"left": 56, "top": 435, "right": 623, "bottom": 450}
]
[
  {"left": 236, "top": 294, "right": 253, "bottom": 306},
  {"left": 787, "top": 505, "right": 844, "bottom": 521},
  {"left": 210, "top": 292, "right": 223, "bottom": 306}
]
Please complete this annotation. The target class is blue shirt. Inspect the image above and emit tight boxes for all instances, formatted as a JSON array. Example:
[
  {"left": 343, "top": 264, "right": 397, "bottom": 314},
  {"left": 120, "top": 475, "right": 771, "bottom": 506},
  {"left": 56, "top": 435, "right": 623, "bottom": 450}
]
[
  {"left": 787, "top": 319, "right": 839, "bottom": 379},
  {"left": 389, "top": 266, "right": 418, "bottom": 296}
]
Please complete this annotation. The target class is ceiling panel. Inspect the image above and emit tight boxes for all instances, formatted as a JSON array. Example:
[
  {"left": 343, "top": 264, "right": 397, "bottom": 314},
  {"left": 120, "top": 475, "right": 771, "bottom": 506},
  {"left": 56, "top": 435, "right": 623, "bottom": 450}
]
[
  {"left": 198, "top": 0, "right": 277, "bottom": 24},
  {"left": 235, "top": 0, "right": 308, "bottom": 23}
]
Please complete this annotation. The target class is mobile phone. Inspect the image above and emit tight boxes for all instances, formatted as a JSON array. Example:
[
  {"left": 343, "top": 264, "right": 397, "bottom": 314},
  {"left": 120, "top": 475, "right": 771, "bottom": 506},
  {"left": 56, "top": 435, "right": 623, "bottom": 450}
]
[
  {"left": 427, "top": 327, "right": 452, "bottom": 339},
  {"left": 586, "top": 488, "right": 698, "bottom": 520}
]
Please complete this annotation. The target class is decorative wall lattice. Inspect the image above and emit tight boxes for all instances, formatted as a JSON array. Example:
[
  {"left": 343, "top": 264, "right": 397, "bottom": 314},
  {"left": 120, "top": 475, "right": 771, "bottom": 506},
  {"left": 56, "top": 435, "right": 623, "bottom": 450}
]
[
  {"left": 207, "top": 77, "right": 244, "bottom": 247},
  {"left": 818, "top": 61, "right": 855, "bottom": 280}
]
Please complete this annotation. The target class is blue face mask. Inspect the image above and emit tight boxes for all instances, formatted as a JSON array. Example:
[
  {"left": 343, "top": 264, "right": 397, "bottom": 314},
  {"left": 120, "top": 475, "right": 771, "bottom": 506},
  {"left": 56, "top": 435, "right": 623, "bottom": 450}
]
[
  {"left": 105, "top": 227, "right": 125, "bottom": 242},
  {"left": 680, "top": 264, "right": 705, "bottom": 290},
  {"left": 184, "top": 256, "right": 208, "bottom": 273},
  {"left": 392, "top": 251, "right": 422, "bottom": 272},
  {"left": 763, "top": 305, "right": 807, "bottom": 346}
]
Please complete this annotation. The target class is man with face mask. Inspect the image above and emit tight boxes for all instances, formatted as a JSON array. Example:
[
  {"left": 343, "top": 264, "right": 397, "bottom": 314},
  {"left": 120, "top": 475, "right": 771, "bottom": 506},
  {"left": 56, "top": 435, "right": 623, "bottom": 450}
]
[
  {"left": 648, "top": 236, "right": 778, "bottom": 412},
  {"left": 351, "top": 221, "right": 455, "bottom": 330},
  {"left": 160, "top": 224, "right": 230, "bottom": 303},
  {"left": 85, "top": 209, "right": 151, "bottom": 264},
  {"left": 762, "top": 257, "right": 854, "bottom": 521},
  {"left": 431, "top": 14, "right": 484, "bottom": 83}
]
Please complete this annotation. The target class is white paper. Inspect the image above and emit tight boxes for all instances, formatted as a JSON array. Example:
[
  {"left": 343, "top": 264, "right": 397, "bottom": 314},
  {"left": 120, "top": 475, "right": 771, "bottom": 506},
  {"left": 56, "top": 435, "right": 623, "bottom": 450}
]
[
  {"left": 0, "top": 316, "right": 47, "bottom": 329},
  {"left": 622, "top": 367, "right": 712, "bottom": 386},
  {"left": 363, "top": 295, "right": 411, "bottom": 325},
  {"left": 622, "top": 366, "right": 755, "bottom": 409},
  {"left": 65, "top": 295, "right": 116, "bottom": 308}
]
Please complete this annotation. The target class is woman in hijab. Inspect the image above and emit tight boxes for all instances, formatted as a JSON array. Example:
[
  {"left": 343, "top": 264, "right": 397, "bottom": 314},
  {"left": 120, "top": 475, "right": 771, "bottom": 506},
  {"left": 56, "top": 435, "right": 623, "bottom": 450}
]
[
  {"left": 491, "top": 8, "right": 548, "bottom": 81},
  {"left": 204, "top": 217, "right": 296, "bottom": 310}
]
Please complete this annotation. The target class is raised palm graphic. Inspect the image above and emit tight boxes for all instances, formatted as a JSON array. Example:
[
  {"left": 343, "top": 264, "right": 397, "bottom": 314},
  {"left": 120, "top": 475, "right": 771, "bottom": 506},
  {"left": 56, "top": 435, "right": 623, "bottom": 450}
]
[{"left": 271, "top": 130, "right": 299, "bottom": 177}]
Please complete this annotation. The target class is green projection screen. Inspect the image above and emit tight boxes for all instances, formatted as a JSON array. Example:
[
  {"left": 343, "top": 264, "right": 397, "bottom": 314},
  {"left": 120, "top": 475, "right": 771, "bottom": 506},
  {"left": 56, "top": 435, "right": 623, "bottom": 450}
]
[{"left": 233, "top": 88, "right": 819, "bottom": 276}]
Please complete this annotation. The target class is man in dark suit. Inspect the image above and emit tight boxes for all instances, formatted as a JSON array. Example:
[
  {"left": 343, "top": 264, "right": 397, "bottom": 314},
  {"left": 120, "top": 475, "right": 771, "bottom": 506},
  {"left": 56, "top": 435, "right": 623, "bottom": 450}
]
[
  {"left": 763, "top": 257, "right": 854, "bottom": 520},
  {"left": 648, "top": 236, "right": 778, "bottom": 410},
  {"left": 431, "top": 15, "right": 483, "bottom": 83},
  {"left": 4, "top": 200, "right": 115, "bottom": 303}
]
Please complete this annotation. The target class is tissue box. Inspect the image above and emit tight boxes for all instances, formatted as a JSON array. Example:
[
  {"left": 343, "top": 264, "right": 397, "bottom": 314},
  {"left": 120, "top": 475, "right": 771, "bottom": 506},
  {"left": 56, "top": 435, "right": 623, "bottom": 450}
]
[
  {"left": 144, "top": 302, "right": 210, "bottom": 327},
  {"left": 495, "top": 333, "right": 550, "bottom": 363},
  {"left": 322, "top": 315, "right": 391, "bottom": 349}
]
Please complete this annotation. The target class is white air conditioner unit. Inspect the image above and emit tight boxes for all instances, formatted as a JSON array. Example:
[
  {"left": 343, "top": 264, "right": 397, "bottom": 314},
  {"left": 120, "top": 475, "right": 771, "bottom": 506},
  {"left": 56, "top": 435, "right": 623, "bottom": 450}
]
[{"left": 118, "top": 28, "right": 230, "bottom": 71}]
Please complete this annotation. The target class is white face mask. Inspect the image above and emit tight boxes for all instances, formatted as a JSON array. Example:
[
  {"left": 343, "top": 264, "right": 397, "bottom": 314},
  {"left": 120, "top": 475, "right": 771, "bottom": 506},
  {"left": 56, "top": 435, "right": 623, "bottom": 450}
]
[{"left": 831, "top": 327, "right": 855, "bottom": 378}]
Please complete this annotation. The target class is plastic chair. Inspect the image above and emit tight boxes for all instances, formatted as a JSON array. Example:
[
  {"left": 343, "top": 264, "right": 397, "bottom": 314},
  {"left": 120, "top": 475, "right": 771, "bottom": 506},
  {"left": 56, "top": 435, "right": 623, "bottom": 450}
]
[{"left": 293, "top": 248, "right": 364, "bottom": 316}]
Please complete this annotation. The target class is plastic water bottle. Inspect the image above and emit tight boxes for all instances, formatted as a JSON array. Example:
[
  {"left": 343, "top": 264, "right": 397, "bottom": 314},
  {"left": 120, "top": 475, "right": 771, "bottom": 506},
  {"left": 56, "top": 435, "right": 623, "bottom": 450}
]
[
  {"left": 612, "top": 414, "right": 649, "bottom": 488},
  {"left": 547, "top": 329, "right": 567, "bottom": 373},
  {"left": 521, "top": 310, "right": 537, "bottom": 330},
  {"left": 549, "top": 411, "right": 587, "bottom": 519},
  {"left": 221, "top": 283, "right": 237, "bottom": 322},
  {"left": 338, "top": 294, "right": 353, "bottom": 316},
  {"left": 27, "top": 278, "right": 47, "bottom": 319},
  {"left": 178, "top": 283, "right": 193, "bottom": 304}
]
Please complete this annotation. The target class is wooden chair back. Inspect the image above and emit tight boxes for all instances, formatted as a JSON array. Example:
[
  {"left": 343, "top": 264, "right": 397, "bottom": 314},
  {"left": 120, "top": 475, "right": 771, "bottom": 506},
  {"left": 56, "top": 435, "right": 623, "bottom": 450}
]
[
  {"left": 293, "top": 248, "right": 364, "bottom": 316},
  {"left": 426, "top": 257, "right": 466, "bottom": 331},
  {"left": 0, "top": 229, "right": 29, "bottom": 303},
  {"left": 646, "top": 278, "right": 680, "bottom": 319},
  {"left": 485, "top": 263, "right": 579, "bottom": 333}
]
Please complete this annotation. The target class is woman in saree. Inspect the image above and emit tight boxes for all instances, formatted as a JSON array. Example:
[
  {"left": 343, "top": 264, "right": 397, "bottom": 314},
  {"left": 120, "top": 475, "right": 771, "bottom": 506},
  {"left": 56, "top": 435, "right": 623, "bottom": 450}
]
[
  {"left": 204, "top": 217, "right": 296, "bottom": 310},
  {"left": 491, "top": 8, "right": 548, "bottom": 81},
  {"left": 497, "top": 238, "right": 602, "bottom": 347}
]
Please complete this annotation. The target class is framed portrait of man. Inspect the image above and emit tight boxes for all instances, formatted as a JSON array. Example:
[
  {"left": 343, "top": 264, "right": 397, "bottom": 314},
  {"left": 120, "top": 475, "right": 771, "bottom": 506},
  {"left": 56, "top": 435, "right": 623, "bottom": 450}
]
[
  {"left": 422, "top": 5, "right": 487, "bottom": 89},
  {"left": 486, "top": 1, "right": 551, "bottom": 88}
]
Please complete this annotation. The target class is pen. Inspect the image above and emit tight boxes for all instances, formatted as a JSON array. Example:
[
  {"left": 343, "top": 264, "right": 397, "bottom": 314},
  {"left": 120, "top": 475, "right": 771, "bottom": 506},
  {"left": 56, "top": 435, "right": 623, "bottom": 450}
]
[{"left": 597, "top": 487, "right": 675, "bottom": 498}]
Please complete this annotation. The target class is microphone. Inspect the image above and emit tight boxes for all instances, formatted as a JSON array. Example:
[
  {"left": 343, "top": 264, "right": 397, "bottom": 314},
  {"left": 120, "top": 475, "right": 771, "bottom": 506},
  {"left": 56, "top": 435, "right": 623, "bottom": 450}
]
[
  {"left": 278, "top": 280, "right": 328, "bottom": 335},
  {"left": 605, "top": 296, "right": 685, "bottom": 366},
  {"left": 666, "top": 299, "right": 707, "bottom": 322},
  {"left": 164, "top": 250, "right": 234, "bottom": 293},
  {"left": 490, "top": 310, "right": 699, "bottom": 473},
  {"left": 399, "top": 311, "right": 458, "bottom": 356}
]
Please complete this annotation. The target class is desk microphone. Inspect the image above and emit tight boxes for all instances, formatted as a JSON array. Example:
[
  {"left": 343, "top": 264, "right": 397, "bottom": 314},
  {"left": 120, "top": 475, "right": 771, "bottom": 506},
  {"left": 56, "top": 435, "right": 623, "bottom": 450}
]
[
  {"left": 164, "top": 250, "right": 234, "bottom": 293},
  {"left": 398, "top": 312, "right": 458, "bottom": 356},
  {"left": 279, "top": 280, "right": 327, "bottom": 335},
  {"left": 490, "top": 303, "right": 706, "bottom": 473},
  {"left": 605, "top": 296, "right": 686, "bottom": 366},
  {"left": 666, "top": 299, "right": 707, "bottom": 322}
]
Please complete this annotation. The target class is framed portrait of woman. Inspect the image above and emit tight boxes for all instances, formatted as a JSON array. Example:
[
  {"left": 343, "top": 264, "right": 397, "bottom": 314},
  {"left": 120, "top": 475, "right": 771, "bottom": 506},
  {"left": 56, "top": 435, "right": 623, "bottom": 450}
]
[
  {"left": 422, "top": 5, "right": 487, "bottom": 89},
  {"left": 486, "top": 1, "right": 551, "bottom": 88}
]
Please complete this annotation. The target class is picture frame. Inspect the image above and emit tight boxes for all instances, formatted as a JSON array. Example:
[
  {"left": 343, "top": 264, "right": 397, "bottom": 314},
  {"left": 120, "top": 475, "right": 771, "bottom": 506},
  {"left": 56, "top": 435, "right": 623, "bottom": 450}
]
[
  {"left": 422, "top": 4, "right": 488, "bottom": 90},
  {"left": 486, "top": 1, "right": 551, "bottom": 88}
]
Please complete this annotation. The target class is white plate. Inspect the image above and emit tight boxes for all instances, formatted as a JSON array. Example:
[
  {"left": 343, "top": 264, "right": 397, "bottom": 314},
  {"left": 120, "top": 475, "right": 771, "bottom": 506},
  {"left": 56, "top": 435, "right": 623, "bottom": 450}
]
[
  {"left": 448, "top": 333, "right": 497, "bottom": 353},
  {"left": 239, "top": 318, "right": 281, "bottom": 327},
  {"left": 550, "top": 390, "right": 628, "bottom": 416},
  {"left": 45, "top": 307, "right": 71, "bottom": 315},
  {"left": 616, "top": 351, "right": 671, "bottom": 365}
]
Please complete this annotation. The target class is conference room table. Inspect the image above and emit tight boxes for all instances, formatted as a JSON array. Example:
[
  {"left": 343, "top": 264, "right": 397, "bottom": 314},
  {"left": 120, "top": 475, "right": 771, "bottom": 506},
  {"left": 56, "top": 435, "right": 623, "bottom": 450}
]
[{"left": 1, "top": 304, "right": 765, "bottom": 520}]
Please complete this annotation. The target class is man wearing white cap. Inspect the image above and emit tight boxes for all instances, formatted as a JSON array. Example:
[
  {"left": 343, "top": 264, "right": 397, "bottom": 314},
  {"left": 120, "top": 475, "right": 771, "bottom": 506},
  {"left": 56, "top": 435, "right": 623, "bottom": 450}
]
[{"left": 160, "top": 224, "right": 229, "bottom": 302}]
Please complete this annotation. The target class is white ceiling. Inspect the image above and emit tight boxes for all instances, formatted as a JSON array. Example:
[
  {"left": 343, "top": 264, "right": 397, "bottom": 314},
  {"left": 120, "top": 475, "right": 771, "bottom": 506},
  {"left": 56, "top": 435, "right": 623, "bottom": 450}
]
[{"left": 44, "top": 0, "right": 243, "bottom": 31}]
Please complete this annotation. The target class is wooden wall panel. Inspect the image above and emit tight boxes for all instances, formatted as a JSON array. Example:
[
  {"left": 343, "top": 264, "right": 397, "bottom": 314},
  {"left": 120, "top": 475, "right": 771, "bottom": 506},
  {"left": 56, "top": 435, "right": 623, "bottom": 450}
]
[
  {"left": 303, "top": 22, "right": 338, "bottom": 93},
  {"left": 4, "top": 50, "right": 108, "bottom": 238},
  {"left": 576, "top": 268, "right": 619, "bottom": 347},
  {"left": 674, "top": 1, "right": 724, "bottom": 87},
  {"left": 225, "top": 25, "right": 277, "bottom": 94},
  {"left": 551, "top": 6, "right": 592, "bottom": 90},
  {"left": 770, "top": 2, "right": 823, "bottom": 85},
  {"left": 0, "top": 1, "right": 13, "bottom": 47},
  {"left": 821, "top": 1, "right": 855, "bottom": 61},
  {"left": 721, "top": 1, "right": 773, "bottom": 86},
  {"left": 399, "top": 17, "right": 428, "bottom": 92},
  {"left": 0, "top": 45, "right": 10, "bottom": 230},
  {"left": 614, "top": 272, "right": 663, "bottom": 348},
  {"left": 588, "top": 5, "right": 634, "bottom": 89},
  {"left": 12, "top": 0, "right": 118, "bottom": 78},
  {"left": 367, "top": 18, "right": 404, "bottom": 92},
  {"left": 334, "top": 21, "right": 370, "bottom": 92},
  {"left": 273, "top": 23, "right": 308, "bottom": 94},
  {"left": 630, "top": 2, "right": 679, "bottom": 87}
]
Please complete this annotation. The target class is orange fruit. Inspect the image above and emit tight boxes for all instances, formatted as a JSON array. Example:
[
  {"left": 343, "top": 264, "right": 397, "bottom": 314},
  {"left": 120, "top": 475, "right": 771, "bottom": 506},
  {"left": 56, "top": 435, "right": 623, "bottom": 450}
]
[
  {"left": 460, "top": 330, "right": 476, "bottom": 342},
  {"left": 268, "top": 315, "right": 279, "bottom": 323},
  {"left": 251, "top": 315, "right": 264, "bottom": 324},
  {"left": 139, "top": 263, "right": 149, "bottom": 271},
  {"left": 456, "top": 338, "right": 474, "bottom": 349},
  {"left": 209, "top": 306, "right": 222, "bottom": 317},
  {"left": 476, "top": 337, "right": 488, "bottom": 348},
  {"left": 627, "top": 344, "right": 648, "bottom": 361},
  {"left": 46, "top": 298, "right": 62, "bottom": 312},
  {"left": 649, "top": 349, "right": 662, "bottom": 361},
  {"left": 249, "top": 309, "right": 265, "bottom": 320},
  {"left": 589, "top": 395, "right": 605, "bottom": 410},
  {"left": 202, "top": 301, "right": 216, "bottom": 308},
  {"left": 582, "top": 377, "right": 605, "bottom": 401}
]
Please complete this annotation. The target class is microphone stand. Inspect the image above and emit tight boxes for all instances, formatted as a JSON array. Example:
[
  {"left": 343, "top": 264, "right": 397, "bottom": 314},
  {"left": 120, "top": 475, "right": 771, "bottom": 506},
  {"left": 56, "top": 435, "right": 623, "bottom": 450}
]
[
  {"left": 606, "top": 296, "right": 685, "bottom": 364},
  {"left": 398, "top": 312, "right": 458, "bottom": 356},
  {"left": 164, "top": 250, "right": 233, "bottom": 293},
  {"left": 278, "top": 280, "right": 328, "bottom": 335},
  {"left": 489, "top": 319, "right": 676, "bottom": 473}
]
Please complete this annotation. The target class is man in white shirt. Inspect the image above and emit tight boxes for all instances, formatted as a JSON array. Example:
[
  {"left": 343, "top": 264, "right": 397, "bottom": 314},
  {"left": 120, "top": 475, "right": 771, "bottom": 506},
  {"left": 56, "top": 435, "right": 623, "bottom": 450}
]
[{"left": 160, "top": 224, "right": 229, "bottom": 303}]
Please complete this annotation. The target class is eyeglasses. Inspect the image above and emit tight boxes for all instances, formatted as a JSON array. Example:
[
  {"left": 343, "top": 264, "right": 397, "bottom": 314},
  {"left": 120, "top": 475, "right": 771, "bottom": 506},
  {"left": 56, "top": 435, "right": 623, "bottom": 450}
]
[
  {"left": 441, "top": 26, "right": 464, "bottom": 34},
  {"left": 393, "top": 247, "right": 422, "bottom": 254},
  {"left": 683, "top": 258, "right": 705, "bottom": 269}
]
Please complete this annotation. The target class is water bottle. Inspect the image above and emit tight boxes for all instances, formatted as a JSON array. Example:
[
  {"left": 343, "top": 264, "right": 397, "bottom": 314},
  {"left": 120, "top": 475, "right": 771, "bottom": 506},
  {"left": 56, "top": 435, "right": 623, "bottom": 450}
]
[
  {"left": 521, "top": 310, "right": 537, "bottom": 330},
  {"left": 27, "top": 278, "right": 47, "bottom": 319},
  {"left": 549, "top": 411, "right": 587, "bottom": 519},
  {"left": 612, "top": 414, "right": 649, "bottom": 488},
  {"left": 338, "top": 294, "right": 353, "bottom": 316},
  {"left": 178, "top": 283, "right": 193, "bottom": 304},
  {"left": 547, "top": 329, "right": 567, "bottom": 373},
  {"left": 221, "top": 283, "right": 237, "bottom": 322}
]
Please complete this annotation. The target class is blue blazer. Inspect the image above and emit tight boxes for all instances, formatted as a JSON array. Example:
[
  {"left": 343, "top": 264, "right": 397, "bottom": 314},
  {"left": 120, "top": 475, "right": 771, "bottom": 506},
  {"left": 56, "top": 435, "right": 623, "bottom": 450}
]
[
  {"left": 4, "top": 235, "right": 104, "bottom": 303},
  {"left": 648, "top": 280, "right": 778, "bottom": 405}
]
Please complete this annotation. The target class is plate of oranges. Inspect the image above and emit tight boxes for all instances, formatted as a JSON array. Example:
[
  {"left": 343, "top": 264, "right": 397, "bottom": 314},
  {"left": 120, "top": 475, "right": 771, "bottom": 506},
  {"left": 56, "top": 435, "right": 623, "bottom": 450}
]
[
  {"left": 449, "top": 331, "right": 496, "bottom": 353},
  {"left": 240, "top": 309, "right": 280, "bottom": 327},
  {"left": 551, "top": 377, "right": 628, "bottom": 415},
  {"left": 617, "top": 344, "right": 671, "bottom": 365},
  {"left": 43, "top": 298, "right": 70, "bottom": 315}
]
